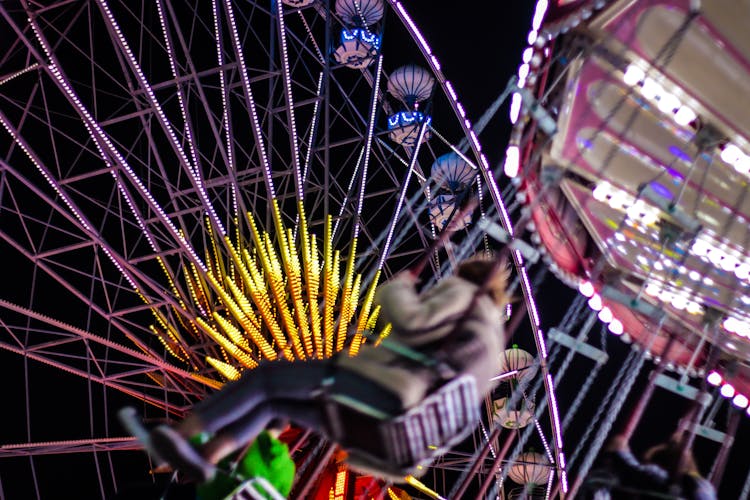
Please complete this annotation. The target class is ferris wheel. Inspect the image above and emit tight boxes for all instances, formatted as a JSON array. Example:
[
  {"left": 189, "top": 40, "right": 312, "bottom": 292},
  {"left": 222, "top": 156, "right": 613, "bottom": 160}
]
[{"left": 0, "top": 0, "right": 567, "bottom": 498}]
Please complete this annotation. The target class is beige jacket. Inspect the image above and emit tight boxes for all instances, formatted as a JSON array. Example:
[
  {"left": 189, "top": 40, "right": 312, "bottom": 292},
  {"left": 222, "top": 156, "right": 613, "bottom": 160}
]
[{"left": 336, "top": 274, "right": 505, "bottom": 410}]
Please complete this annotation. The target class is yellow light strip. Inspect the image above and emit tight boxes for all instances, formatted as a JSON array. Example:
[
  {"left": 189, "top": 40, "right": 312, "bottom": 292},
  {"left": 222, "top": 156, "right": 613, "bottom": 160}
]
[
  {"left": 247, "top": 210, "right": 304, "bottom": 360},
  {"left": 263, "top": 230, "right": 304, "bottom": 359},
  {"left": 297, "top": 202, "right": 322, "bottom": 358},
  {"left": 214, "top": 311, "right": 275, "bottom": 361},
  {"left": 404, "top": 475, "right": 442, "bottom": 499},
  {"left": 206, "top": 356, "right": 241, "bottom": 381},
  {"left": 336, "top": 239, "right": 357, "bottom": 352},
  {"left": 349, "top": 270, "right": 380, "bottom": 356},
  {"left": 242, "top": 248, "right": 286, "bottom": 351},
  {"left": 195, "top": 318, "right": 257, "bottom": 369},
  {"left": 285, "top": 226, "right": 313, "bottom": 357},
  {"left": 150, "top": 324, "right": 186, "bottom": 361},
  {"left": 323, "top": 216, "right": 340, "bottom": 357},
  {"left": 212, "top": 312, "right": 251, "bottom": 351},
  {"left": 205, "top": 218, "right": 228, "bottom": 288}
]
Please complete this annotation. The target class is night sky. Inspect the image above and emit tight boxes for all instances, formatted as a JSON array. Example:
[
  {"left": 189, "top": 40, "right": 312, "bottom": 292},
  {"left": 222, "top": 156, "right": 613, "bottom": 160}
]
[{"left": 0, "top": 1, "right": 747, "bottom": 499}]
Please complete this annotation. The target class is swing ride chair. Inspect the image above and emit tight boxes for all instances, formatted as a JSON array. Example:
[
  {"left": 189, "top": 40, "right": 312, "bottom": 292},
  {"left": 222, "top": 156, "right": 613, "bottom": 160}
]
[
  {"left": 227, "top": 476, "right": 287, "bottom": 500},
  {"left": 322, "top": 374, "right": 481, "bottom": 482}
]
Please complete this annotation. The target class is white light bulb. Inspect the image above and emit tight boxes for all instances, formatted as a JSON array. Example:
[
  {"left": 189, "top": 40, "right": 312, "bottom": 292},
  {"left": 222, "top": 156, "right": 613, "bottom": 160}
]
[
  {"left": 736, "top": 264, "right": 750, "bottom": 280},
  {"left": 608, "top": 319, "right": 624, "bottom": 335},
  {"left": 721, "top": 255, "right": 739, "bottom": 272},
  {"left": 598, "top": 306, "right": 613, "bottom": 323},
  {"left": 735, "top": 154, "right": 750, "bottom": 175},
  {"left": 733, "top": 394, "right": 749, "bottom": 409},
  {"left": 708, "top": 249, "right": 724, "bottom": 266},
  {"left": 686, "top": 301, "right": 702, "bottom": 315},
  {"left": 724, "top": 317, "right": 738, "bottom": 332},
  {"left": 645, "top": 282, "right": 661, "bottom": 296},
  {"left": 658, "top": 93, "right": 680, "bottom": 114},
  {"left": 674, "top": 106, "right": 697, "bottom": 126},
  {"left": 735, "top": 321, "right": 750, "bottom": 338},
  {"left": 707, "top": 371, "right": 722, "bottom": 386},
  {"left": 522, "top": 47, "right": 534, "bottom": 63},
  {"left": 588, "top": 294, "right": 603, "bottom": 311},
  {"left": 721, "top": 144, "right": 743, "bottom": 165},
  {"left": 504, "top": 145, "right": 520, "bottom": 178},
  {"left": 691, "top": 239, "right": 710, "bottom": 257},
  {"left": 510, "top": 92, "right": 523, "bottom": 124},
  {"left": 641, "top": 78, "right": 663, "bottom": 100},
  {"left": 592, "top": 182, "right": 610, "bottom": 201},
  {"left": 623, "top": 64, "right": 645, "bottom": 86},
  {"left": 578, "top": 281, "right": 595, "bottom": 298},
  {"left": 671, "top": 295, "right": 688, "bottom": 310},
  {"left": 720, "top": 383, "right": 735, "bottom": 399}
]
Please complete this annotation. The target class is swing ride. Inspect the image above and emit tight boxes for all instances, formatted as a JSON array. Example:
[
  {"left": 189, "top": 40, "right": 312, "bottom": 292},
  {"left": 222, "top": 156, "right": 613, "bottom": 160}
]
[{"left": 0, "top": 0, "right": 748, "bottom": 498}]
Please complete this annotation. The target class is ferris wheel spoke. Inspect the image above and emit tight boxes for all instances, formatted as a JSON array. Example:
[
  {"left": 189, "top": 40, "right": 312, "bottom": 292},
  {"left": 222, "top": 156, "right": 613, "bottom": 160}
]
[
  {"left": 276, "top": 1, "right": 304, "bottom": 202},
  {"left": 94, "top": 0, "right": 226, "bottom": 237}
]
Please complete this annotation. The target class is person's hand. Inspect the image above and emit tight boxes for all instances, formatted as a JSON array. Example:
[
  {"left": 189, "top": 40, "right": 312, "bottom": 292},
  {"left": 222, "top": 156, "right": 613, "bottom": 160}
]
[{"left": 606, "top": 434, "right": 630, "bottom": 452}]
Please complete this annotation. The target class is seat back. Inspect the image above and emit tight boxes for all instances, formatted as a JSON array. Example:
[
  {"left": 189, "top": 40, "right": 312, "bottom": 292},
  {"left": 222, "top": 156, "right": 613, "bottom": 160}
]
[
  {"left": 382, "top": 374, "right": 480, "bottom": 465},
  {"left": 332, "top": 375, "right": 480, "bottom": 480}
]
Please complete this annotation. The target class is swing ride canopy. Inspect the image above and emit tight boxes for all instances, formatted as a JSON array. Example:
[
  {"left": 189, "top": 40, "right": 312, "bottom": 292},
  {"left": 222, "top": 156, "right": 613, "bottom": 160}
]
[{"left": 517, "top": 0, "right": 750, "bottom": 402}]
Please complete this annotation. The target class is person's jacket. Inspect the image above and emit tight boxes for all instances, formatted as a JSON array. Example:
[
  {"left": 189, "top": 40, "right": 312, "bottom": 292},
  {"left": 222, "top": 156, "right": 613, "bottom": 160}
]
[{"left": 335, "top": 273, "right": 505, "bottom": 410}]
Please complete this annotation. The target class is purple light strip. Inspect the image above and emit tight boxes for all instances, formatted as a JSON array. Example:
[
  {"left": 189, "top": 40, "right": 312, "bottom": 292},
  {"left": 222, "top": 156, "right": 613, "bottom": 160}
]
[
  {"left": 332, "top": 148, "right": 364, "bottom": 240},
  {"left": 379, "top": 123, "right": 430, "bottom": 269},
  {"left": 0, "top": 113, "right": 146, "bottom": 291},
  {"left": 302, "top": 72, "right": 324, "bottom": 186},
  {"left": 353, "top": 55, "right": 384, "bottom": 240},
  {"left": 29, "top": 18, "right": 207, "bottom": 272},
  {"left": 211, "top": 0, "right": 239, "bottom": 219},
  {"left": 389, "top": 1, "right": 565, "bottom": 488},
  {"left": 222, "top": 0, "right": 276, "bottom": 199},
  {"left": 97, "top": 0, "right": 226, "bottom": 237},
  {"left": 0, "top": 63, "right": 39, "bottom": 86},
  {"left": 276, "top": 1, "right": 304, "bottom": 201},
  {"left": 298, "top": 11, "right": 325, "bottom": 63}
]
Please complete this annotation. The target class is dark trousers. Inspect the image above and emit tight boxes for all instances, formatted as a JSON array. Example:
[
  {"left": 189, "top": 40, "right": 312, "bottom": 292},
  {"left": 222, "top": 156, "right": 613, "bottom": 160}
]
[{"left": 191, "top": 359, "right": 402, "bottom": 447}]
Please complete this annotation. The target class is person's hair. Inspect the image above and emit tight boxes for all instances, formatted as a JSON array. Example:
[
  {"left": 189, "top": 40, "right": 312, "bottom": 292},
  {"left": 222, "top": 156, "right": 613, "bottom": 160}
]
[
  {"left": 643, "top": 439, "right": 699, "bottom": 476},
  {"left": 456, "top": 256, "right": 511, "bottom": 308}
]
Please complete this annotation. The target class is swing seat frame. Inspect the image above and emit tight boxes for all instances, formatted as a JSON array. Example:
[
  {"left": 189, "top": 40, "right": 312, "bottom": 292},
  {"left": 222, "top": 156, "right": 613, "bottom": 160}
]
[{"left": 323, "top": 374, "right": 481, "bottom": 482}]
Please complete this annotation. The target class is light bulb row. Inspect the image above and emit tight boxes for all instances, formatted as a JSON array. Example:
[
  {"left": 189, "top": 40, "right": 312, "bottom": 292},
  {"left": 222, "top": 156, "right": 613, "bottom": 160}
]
[
  {"left": 592, "top": 181, "right": 660, "bottom": 226},
  {"left": 578, "top": 281, "right": 626, "bottom": 335},
  {"left": 622, "top": 64, "right": 697, "bottom": 128},
  {"left": 691, "top": 236, "right": 750, "bottom": 280},
  {"left": 642, "top": 280, "right": 704, "bottom": 315},
  {"left": 707, "top": 370, "right": 750, "bottom": 415}
]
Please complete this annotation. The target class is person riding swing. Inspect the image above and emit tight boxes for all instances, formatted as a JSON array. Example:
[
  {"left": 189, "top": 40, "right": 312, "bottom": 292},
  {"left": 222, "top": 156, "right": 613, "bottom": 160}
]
[{"left": 121, "top": 256, "right": 509, "bottom": 484}]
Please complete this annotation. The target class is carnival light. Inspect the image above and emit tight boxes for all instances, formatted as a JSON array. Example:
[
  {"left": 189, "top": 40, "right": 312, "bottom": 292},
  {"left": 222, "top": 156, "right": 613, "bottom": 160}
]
[
  {"left": 674, "top": 105, "right": 697, "bottom": 126},
  {"left": 657, "top": 92, "right": 680, "bottom": 114},
  {"left": 504, "top": 144, "right": 521, "bottom": 178},
  {"left": 706, "top": 371, "right": 722, "bottom": 386},
  {"left": 720, "top": 383, "right": 736, "bottom": 399},
  {"left": 598, "top": 306, "right": 613, "bottom": 323},
  {"left": 733, "top": 394, "right": 749, "bottom": 409},
  {"left": 588, "top": 293, "right": 603, "bottom": 311},
  {"left": 608, "top": 319, "right": 624, "bottom": 335},
  {"left": 578, "top": 280, "right": 595, "bottom": 297},
  {"left": 622, "top": 64, "right": 645, "bottom": 86},
  {"left": 641, "top": 78, "right": 663, "bottom": 100}
]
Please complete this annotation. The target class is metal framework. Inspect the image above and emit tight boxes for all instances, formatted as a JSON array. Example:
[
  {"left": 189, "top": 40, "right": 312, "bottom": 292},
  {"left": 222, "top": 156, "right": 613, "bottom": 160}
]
[{"left": 0, "top": 1, "right": 563, "bottom": 498}]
